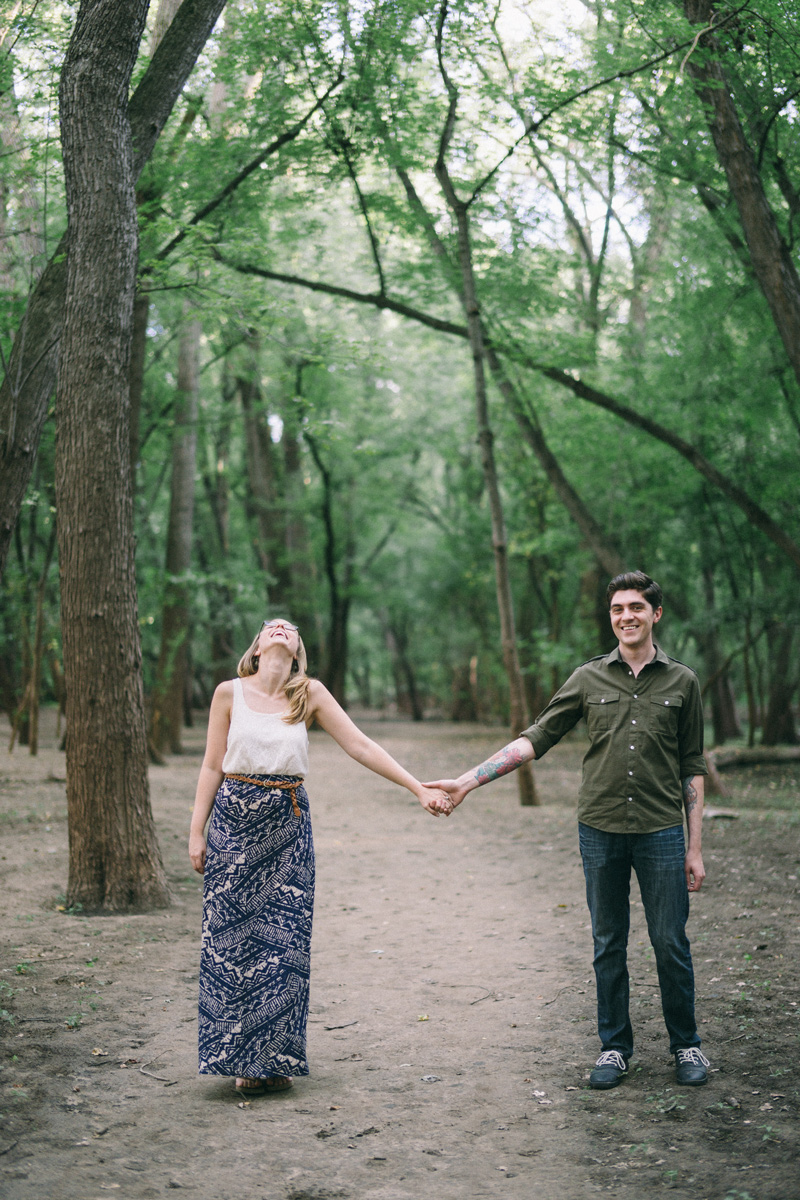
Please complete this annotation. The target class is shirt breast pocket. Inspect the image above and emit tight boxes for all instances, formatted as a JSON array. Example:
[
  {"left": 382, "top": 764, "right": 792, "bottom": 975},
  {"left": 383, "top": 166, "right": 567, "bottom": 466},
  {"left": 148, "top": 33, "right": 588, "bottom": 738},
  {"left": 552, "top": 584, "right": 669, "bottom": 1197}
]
[
  {"left": 586, "top": 692, "right": 620, "bottom": 733},
  {"left": 649, "top": 694, "right": 683, "bottom": 731}
]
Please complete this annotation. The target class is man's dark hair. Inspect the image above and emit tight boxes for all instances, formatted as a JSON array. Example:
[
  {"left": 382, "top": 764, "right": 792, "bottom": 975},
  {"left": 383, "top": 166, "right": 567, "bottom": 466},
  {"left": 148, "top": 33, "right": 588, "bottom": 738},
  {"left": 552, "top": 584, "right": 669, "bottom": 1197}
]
[{"left": 606, "top": 571, "right": 663, "bottom": 611}]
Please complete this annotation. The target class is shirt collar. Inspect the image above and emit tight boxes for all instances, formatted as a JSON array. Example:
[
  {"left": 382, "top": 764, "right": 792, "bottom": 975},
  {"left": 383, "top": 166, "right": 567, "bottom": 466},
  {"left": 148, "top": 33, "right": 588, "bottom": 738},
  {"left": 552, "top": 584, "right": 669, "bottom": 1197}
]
[{"left": 604, "top": 642, "right": 669, "bottom": 668}]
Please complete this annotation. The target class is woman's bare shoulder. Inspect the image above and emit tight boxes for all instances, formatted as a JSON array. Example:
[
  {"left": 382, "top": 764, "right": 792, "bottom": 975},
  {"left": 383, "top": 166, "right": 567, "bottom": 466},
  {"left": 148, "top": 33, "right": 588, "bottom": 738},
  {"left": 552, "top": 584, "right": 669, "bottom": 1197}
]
[
  {"left": 212, "top": 679, "right": 236, "bottom": 707},
  {"left": 305, "top": 678, "right": 333, "bottom": 715}
]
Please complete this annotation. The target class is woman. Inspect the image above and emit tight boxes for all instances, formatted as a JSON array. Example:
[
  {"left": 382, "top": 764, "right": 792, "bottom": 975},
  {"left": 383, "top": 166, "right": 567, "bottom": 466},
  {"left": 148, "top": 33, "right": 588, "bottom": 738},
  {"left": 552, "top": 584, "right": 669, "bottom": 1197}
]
[{"left": 189, "top": 617, "right": 451, "bottom": 1096}]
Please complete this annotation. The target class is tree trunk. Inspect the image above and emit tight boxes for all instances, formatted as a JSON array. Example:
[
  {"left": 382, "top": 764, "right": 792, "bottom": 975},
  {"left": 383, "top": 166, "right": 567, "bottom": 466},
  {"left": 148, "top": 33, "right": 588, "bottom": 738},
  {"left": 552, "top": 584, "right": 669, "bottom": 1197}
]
[
  {"left": 281, "top": 364, "right": 322, "bottom": 672},
  {"left": 56, "top": 0, "right": 169, "bottom": 912},
  {"left": 128, "top": 289, "right": 149, "bottom": 476},
  {"left": 199, "top": 360, "right": 237, "bottom": 686},
  {"left": 700, "top": 564, "right": 741, "bottom": 745},
  {"left": 304, "top": 431, "right": 350, "bottom": 704},
  {"left": 485, "top": 348, "right": 625, "bottom": 579},
  {"left": 0, "top": 0, "right": 228, "bottom": 581},
  {"left": 761, "top": 623, "right": 799, "bottom": 746},
  {"left": 683, "top": 0, "right": 800, "bottom": 393},
  {"left": 707, "top": 744, "right": 800, "bottom": 769},
  {"left": 435, "top": 9, "right": 537, "bottom": 803},
  {"left": 384, "top": 618, "right": 424, "bottom": 721},
  {"left": 450, "top": 659, "right": 480, "bottom": 722},
  {"left": 150, "top": 311, "right": 200, "bottom": 755},
  {"left": 238, "top": 360, "right": 284, "bottom": 598}
]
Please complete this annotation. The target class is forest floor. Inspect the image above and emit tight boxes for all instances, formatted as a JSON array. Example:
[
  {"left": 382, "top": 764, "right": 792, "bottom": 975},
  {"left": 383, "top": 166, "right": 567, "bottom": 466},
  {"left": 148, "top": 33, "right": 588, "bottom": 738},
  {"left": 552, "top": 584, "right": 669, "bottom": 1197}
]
[{"left": 1, "top": 709, "right": 799, "bottom": 1200}]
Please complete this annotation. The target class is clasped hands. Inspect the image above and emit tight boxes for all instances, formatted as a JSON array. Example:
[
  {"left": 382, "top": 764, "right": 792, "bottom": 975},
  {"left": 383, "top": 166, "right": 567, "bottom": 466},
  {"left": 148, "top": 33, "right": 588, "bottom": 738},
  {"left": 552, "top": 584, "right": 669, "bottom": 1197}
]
[{"left": 417, "top": 776, "right": 469, "bottom": 817}]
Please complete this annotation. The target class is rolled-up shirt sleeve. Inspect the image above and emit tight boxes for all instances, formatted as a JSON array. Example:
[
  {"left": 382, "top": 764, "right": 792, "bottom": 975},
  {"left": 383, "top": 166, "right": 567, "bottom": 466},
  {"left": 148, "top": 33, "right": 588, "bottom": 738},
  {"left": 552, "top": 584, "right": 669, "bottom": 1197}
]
[
  {"left": 678, "top": 674, "right": 708, "bottom": 778},
  {"left": 520, "top": 669, "right": 585, "bottom": 759}
]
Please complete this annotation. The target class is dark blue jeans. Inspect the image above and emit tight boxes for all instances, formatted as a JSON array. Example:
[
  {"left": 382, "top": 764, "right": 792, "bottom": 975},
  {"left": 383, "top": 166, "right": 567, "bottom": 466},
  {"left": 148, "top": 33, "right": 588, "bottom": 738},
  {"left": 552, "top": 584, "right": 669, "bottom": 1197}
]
[{"left": 578, "top": 822, "right": 700, "bottom": 1059}]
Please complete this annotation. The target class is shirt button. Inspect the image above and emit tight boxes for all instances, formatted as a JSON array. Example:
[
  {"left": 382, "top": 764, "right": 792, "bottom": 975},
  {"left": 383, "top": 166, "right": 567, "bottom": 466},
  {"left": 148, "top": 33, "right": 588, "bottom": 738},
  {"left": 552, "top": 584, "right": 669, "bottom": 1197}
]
[
  {"left": 631, "top": 719, "right": 637, "bottom": 725},
  {"left": 628, "top": 797, "right": 633, "bottom": 802},
  {"left": 633, "top": 694, "right": 638, "bottom": 699},
  {"left": 630, "top": 745, "right": 635, "bottom": 751},
  {"left": 628, "top": 770, "right": 633, "bottom": 776}
]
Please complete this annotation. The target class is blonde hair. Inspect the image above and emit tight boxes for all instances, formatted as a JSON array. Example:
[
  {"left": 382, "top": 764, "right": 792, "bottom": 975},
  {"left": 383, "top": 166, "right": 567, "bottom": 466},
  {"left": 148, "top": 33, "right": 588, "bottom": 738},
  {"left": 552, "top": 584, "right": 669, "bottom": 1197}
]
[{"left": 237, "top": 625, "right": 312, "bottom": 725}]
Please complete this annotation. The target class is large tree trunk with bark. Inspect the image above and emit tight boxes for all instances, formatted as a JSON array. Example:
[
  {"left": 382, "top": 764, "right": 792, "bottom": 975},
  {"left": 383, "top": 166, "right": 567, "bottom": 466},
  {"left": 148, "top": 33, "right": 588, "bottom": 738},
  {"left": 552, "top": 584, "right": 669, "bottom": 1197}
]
[
  {"left": 56, "top": 0, "right": 169, "bottom": 912},
  {"left": 683, "top": 0, "right": 800, "bottom": 393},
  {"left": 150, "top": 311, "right": 200, "bottom": 755},
  {"left": 0, "top": 0, "right": 228, "bottom": 582}
]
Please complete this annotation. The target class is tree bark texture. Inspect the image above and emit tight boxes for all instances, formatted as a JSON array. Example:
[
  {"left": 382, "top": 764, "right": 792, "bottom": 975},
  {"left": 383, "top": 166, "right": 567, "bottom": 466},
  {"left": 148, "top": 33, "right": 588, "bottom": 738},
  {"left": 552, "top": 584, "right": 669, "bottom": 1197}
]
[
  {"left": 0, "top": 0, "right": 228, "bottom": 581},
  {"left": 683, "top": 0, "right": 800, "bottom": 393},
  {"left": 128, "top": 289, "right": 149, "bottom": 475},
  {"left": 56, "top": 0, "right": 169, "bottom": 911},
  {"left": 150, "top": 312, "right": 200, "bottom": 755}
]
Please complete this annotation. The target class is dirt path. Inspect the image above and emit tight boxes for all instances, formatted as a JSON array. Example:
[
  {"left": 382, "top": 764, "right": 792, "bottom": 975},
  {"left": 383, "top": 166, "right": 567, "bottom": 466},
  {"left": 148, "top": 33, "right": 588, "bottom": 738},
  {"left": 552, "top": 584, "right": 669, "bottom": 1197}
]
[{"left": 1, "top": 713, "right": 798, "bottom": 1200}]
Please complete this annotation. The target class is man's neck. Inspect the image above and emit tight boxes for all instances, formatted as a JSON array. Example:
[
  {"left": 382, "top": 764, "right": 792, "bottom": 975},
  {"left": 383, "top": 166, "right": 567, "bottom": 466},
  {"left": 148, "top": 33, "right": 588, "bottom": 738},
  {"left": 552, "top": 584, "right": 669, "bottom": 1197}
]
[{"left": 618, "top": 638, "right": 656, "bottom": 677}]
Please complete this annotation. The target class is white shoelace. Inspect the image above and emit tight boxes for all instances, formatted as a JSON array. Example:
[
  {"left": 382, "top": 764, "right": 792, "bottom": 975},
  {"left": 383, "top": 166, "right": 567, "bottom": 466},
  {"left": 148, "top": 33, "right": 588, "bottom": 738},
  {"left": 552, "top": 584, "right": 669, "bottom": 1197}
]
[
  {"left": 676, "top": 1047, "right": 710, "bottom": 1067},
  {"left": 595, "top": 1050, "right": 628, "bottom": 1070}
]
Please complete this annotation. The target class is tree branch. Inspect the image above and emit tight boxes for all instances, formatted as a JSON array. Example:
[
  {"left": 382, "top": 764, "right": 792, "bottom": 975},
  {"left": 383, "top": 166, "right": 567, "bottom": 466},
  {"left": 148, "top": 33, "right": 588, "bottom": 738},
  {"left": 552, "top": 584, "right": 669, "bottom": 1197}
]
[
  {"left": 465, "top": 3, "right": 751, "bottom": 208},
  {"left": 154, "top": 73, "right": 344, "bottom": 264},
  {"left": 214, "top": 252, "right": 800, "bottom": 573},
  {"left": 129, "top": 0, "right": 228, "bottom": 178}
]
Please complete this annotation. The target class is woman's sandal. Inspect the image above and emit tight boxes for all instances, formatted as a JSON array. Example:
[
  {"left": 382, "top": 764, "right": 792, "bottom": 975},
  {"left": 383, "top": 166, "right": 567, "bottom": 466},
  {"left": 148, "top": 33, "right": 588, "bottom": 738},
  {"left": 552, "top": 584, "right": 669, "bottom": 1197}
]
[{"left": 235, "top": 1076, "right": 292, "bottom": 1095}]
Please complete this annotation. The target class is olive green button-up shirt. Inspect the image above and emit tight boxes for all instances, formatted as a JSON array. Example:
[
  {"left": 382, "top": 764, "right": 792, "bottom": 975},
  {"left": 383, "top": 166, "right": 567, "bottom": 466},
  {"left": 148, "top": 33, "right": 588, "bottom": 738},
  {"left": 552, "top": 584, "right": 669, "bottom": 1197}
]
[{"left": 521, "top": 644, "right": 707, "bottom": 834}]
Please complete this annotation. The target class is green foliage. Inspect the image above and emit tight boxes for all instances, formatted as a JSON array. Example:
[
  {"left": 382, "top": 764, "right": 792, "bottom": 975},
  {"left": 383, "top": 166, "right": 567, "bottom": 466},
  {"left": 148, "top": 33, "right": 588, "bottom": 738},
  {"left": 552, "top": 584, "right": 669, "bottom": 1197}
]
[{"left": 2, "top": 0, "right": 799, "bottom": 741}]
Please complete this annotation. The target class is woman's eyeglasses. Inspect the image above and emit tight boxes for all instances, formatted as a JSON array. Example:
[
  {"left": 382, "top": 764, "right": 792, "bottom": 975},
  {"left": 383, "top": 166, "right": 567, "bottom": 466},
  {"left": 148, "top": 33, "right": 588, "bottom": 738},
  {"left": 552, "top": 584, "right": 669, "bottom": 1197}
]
[{"left": 262, "top": 619, "right": 299, "bottom": 632}]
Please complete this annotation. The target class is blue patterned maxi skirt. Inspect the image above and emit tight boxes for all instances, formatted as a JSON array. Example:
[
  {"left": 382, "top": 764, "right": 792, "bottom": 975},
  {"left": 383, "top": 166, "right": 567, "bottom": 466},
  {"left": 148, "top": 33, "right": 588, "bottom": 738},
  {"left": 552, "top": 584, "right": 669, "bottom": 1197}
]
[{"left": 198, "top": 774, "right": 314, "bottom": 1078}]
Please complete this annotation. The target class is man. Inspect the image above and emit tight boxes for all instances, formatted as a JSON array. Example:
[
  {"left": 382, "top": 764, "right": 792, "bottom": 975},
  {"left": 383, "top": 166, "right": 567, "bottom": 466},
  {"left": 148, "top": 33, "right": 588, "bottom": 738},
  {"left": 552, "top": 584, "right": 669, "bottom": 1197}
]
[{"left": 429, "top": 571, "right": 710, "bottom": 1088}]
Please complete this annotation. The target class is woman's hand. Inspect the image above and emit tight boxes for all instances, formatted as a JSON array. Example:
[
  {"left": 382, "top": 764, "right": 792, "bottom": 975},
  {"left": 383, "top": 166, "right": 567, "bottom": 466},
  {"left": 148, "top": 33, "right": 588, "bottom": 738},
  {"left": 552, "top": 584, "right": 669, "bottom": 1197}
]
[
  {"left": 189, "top": 830, "right": 207, "bottom": 874},
  {"left": 423, "top": 778, "right": 470, "bottom": 809},
  {"left": 417, "top": 786, "right": 454, "bottom": 817}
]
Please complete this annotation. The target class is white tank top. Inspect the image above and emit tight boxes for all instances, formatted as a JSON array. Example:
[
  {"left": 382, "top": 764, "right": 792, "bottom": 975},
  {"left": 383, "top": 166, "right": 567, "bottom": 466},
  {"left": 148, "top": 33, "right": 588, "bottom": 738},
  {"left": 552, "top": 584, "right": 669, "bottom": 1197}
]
[{"left": 221, "top": 678, "right": 309, "bottom": 777}]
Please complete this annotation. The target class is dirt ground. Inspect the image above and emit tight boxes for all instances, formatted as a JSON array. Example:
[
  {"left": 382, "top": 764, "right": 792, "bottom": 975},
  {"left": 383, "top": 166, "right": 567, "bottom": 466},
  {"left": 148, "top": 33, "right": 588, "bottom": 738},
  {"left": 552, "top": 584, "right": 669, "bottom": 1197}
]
[{"left": 1, "top": 710, "right": 798, "bottom": 1200}]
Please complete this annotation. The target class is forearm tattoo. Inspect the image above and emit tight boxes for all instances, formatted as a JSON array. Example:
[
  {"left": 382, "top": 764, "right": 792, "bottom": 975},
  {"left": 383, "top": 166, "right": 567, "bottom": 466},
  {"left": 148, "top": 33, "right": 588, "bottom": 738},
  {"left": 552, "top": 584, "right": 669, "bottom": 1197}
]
[
  {"left": 474, "top": 744, "right": 526, "bottom": 785},
  {"left": 682, "top": 775, "right": 698, "bottom": 815}
]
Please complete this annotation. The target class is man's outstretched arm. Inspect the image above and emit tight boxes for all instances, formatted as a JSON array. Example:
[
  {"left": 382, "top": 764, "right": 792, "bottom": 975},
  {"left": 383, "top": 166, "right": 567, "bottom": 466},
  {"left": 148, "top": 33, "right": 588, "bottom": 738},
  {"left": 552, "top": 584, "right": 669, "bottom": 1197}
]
[{"left": 425, "top": 737, "right": 536, "bottom": 808}]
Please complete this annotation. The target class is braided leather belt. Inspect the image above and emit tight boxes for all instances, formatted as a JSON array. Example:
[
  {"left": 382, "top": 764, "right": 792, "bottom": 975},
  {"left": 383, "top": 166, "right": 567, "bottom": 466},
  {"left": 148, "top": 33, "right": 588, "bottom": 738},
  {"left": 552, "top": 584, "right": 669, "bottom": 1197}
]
[{"left": 224, "top": 774, "right": 303, "bottom": 817}]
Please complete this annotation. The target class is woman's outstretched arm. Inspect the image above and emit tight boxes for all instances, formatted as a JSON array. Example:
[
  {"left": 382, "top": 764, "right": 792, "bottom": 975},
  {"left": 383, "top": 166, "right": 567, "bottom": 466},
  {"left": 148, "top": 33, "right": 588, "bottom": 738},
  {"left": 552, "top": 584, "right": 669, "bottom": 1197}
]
[
  {"left": 308, "top": 680, "right": 452, "bottom": 816},
  {"left": 425, "top": 736, "right": 536, "bottom": 808}
]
